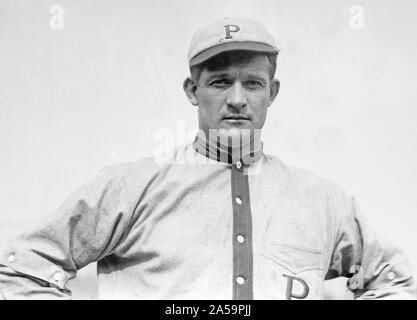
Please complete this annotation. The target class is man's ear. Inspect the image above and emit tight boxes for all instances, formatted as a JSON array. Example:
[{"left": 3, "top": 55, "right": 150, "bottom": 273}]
[
  {"left": 268, "top": 78, "right": 280, "bottom": 107},
  {"left": 183, "top": 77, "right": 199, "bottom": 106}
]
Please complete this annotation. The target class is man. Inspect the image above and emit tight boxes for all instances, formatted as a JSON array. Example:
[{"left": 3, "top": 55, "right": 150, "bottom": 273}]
[{"left": 0, "top": 17, "right": 415, "bottom": 300}]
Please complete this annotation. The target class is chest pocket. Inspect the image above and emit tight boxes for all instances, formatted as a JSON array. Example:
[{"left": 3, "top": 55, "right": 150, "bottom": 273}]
[
  {"left": 261, "top": 241, "right": 324, "bottom": 274},
  {"left": 259, "top": 241, "right": 325, "bottom": 299}
]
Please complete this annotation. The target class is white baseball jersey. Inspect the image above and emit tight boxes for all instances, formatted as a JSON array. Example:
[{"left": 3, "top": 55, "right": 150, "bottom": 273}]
[{"left": 0, "top": 136, "right": 415, "bottom": 299}]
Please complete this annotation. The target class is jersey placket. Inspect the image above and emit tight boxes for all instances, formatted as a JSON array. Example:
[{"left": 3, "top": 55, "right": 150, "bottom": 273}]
[{"left": 231, "top": 161, "right": 254, "bottom": 300}]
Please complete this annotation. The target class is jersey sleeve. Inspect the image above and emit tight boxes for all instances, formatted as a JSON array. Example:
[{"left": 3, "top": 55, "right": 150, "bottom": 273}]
[
  {"left": 327, "top": 186, "right": 416, "bottom": 299},
  {"left": 0, "top": 166, "right": 134, "bottom": 299}
]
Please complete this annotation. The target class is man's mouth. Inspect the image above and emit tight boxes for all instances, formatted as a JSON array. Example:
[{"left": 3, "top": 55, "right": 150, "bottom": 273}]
[{"left": 223, "top": 115, "right": 250, "bottom": 121}]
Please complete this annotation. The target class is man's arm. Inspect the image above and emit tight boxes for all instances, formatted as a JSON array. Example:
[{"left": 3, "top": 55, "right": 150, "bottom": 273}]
[
  {"left": 0, "top": 166, "right": 134, "bottom": 299},
  {"left": 327, "top": 186, "right": 416, "bottom": 299}
]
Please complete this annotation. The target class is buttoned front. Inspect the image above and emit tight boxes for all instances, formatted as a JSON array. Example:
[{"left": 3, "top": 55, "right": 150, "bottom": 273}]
[{"left": 0, "top": 141, "right": 415, "bottom": 300}]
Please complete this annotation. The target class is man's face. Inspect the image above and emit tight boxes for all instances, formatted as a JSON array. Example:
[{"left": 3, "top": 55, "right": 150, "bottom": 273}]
[{"left": 185, "top": 53, "right": 279, "bottom": 141}]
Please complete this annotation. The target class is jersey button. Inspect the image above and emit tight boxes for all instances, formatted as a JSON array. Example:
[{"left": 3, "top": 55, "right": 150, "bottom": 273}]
[
  {"left": 53, "top": 272, "right": 62, "bottom": 282},
  {"left": 237, "top": 235, "right": 245, "bottom": 243},
  {"left": 236, "top": 276, "right": 245, "bottom": 285},
  {"left": 8, "top": 254, "right": 15, "bottom": 263},
  {"left": 235, "top": 161, "right": 242, "bottom": 169},
  {"left": 235, "top": 197, "right": 242, "bottom": 205}
]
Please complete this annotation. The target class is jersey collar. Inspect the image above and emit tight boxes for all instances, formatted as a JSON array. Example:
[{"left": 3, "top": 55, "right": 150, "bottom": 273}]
[{"left": 192, "top": 130, "right": 263, "bottom": 166}]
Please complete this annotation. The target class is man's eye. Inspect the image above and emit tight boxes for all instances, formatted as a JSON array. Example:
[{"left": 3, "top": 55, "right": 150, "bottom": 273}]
[
  {"left": 245, "top": 80, "right": 263, "bottom": 88},
  {"left": 210, "top": 79, "right": 230, "bottom": 86}
]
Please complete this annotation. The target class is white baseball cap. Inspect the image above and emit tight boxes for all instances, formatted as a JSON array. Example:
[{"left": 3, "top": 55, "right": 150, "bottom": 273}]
[{"left": 188, "top": 17, "right": 279, "bottom": 66}]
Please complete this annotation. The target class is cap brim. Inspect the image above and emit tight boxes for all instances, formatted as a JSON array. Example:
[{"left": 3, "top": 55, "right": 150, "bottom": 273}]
[{"left": 189, "top": 41, "right": 279, "bottom": 66}]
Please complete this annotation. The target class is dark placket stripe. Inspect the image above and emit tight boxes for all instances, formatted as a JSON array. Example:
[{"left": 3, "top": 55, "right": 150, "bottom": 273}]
[{"left": 231, "top": 164, "right": 254, "bottom": 300}]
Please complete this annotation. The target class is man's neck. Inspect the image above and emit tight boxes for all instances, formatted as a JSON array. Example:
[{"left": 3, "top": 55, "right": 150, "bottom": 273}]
[{"left": 192, "top": 129, "right": 263, "bottom": 165}]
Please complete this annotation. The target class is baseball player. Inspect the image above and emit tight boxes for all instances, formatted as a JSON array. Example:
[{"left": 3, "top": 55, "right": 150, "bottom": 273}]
[{"left": 0, "top": 17, "right": 415, "bottom": 300}]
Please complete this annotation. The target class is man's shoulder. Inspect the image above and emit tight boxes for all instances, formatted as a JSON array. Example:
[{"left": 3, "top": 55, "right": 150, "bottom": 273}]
[
  {"left": 263, "top": 153, "right": 347, "bottom": 197},
  {"left": 104, "top": 155, "right": 164, "bottom": 176},
  {"left": 96, "top": 144, "right": 190, "bottom": 184}
]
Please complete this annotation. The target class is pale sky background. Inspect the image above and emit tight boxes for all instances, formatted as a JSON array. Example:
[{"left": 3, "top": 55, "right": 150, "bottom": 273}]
[{"left": 0, "top": 0, "right": 416, "bottom": 299}]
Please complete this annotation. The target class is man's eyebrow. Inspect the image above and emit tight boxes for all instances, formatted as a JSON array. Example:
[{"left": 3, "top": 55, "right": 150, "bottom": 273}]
[
  {"left": 245, "top": 74, "right": 268, "bottom": 83},
  {"left": 206, "top": 72, "right": 267, "bottom": 79},
  {"left": 205, "top": 72, "right": 231, "bottom": 80}
]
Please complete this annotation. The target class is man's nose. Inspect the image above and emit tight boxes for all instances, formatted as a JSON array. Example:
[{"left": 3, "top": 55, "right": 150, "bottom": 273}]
[{"left": 226, "top": 82, "right": 247, "bottom": 109}]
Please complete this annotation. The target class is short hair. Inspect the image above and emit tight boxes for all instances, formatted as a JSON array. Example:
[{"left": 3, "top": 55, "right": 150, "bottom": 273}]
[{"left": 190, "top": 50, "right": 277, "bottom": 85}]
